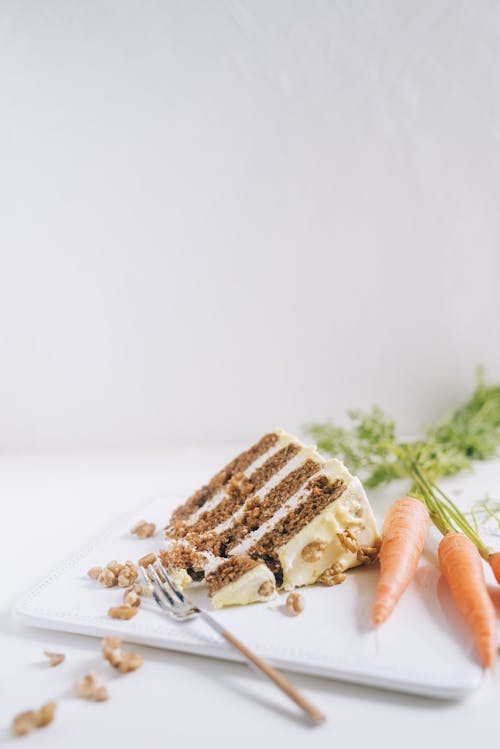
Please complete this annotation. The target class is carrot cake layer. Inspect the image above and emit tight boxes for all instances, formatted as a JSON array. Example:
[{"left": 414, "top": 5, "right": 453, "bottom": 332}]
[{"left": 160, "top": 429, "right": 379, "bottom": 608}]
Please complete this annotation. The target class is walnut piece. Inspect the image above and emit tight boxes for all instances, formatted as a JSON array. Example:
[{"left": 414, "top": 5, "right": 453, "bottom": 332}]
[
  {"left": 317, "top": 567, "right": 347, "bottom": 586},
  {"left": 138, "top": 552, "right": 157, "bottom": 568},
  {"left": 87, "top": 566, "right": 103, "bottom": 580},
  {"left": 285, "top": 592, "right": 305, "bottom": 616},
  {"left": 102, "top": 636, "right": 144, "bottom": 674},
  {"left": 258, "top": 580, "right": 275, "bottom": 597},
  {"left": 357, "top": 545, "right": 380, "bottom": 564},
  {"left": 131, "top": 519, "right": 156, "bottom": 539},
  {"left": 117, "top": 562, "right": 139, "bottom": 588},
  {"left": 337, "top": 529, "right": 358, "bottom": 554},
  {"left": 301, "top": 540, "right": 327, "bottom": 563},
  {"left": 106, "top": 560, "right": 124, "bottom": 577},
  {"left": 11, "top": 702, "right": 57, "bottom": 736},
  {"left": 43, "top": 650, "right": 65, "bottom": 667},
  {"left": 123, "top": 584, "right": 142, "bottom": 607},
  {"left": 98, "top": 568, "right": 117, "bottom": 588},
  {"left": 73, "top": 672, "right": 109, "bottom": 701},
  {"left": 108, "top": 605, "right": 138, "bottom": 620}
]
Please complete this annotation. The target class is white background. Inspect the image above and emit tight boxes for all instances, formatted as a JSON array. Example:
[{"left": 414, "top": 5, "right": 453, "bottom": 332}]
[{"left": 2, "top": 0, "right": 500, "bottom": 450}]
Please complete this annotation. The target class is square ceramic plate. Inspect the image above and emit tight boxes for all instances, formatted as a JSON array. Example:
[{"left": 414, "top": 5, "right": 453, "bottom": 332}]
[{"left": 13, "top": 491, "right": 487, "bottom": 699}]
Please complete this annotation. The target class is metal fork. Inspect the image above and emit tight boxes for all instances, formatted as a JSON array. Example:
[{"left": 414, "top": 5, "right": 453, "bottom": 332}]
[{"left": 142, "top": 560, "right": 325, "bottom": 724}]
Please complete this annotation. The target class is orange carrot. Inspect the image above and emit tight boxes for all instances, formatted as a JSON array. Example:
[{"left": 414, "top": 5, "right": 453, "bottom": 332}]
[
  {"left": 439, "top": 533, "right": 497, "bottom": 667},
  {"left": 372, "top": 497, "right": 430, "bottom": 625},
  {"left": 488, "top": 552, "right": 500, "bottom": 585}
]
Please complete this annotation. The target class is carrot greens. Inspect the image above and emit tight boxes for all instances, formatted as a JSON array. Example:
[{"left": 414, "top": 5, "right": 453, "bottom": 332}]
[{"left": 305, "top": 372, "right": 500, "bottom": 560}]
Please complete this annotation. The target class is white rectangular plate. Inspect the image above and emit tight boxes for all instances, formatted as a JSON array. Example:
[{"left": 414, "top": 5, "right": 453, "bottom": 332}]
[{"left": 13, "top": 493, "right": 485, "bottom": 699}]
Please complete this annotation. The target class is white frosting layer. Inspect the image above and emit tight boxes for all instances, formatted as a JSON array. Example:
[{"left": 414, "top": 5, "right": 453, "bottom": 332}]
[
  {"left": 278, "top": 476, "right": 379, "bottom": 590},
  {"left": 210, "top": 563, "right": 277, "bottom": 609}
]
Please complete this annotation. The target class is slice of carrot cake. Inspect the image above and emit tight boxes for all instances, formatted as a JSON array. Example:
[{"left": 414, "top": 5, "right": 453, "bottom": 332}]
[{"left": 161, "top": 429, "right": 379, "bottom": 608}]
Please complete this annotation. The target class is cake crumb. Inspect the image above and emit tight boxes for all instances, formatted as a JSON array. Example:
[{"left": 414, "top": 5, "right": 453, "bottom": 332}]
[
  {"left": 131, "top": 519, "right": 156, "bottom": 539},
  {"left": 285, "top": 592, "right": 305, "bottom": 616},
  {"left": 11, "top": 702, "right": 57, "bottom": 736},
  {"left": 43, "top": 651, "right": 65, "bottom": 667},
  {"left": 108, "top": 605, "right": 138, "bottom": 620}
]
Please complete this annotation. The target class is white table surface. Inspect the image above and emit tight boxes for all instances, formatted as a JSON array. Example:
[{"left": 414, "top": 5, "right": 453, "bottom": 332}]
[{"left": 1, "top": 446, "right": 499, "bottom": 748}]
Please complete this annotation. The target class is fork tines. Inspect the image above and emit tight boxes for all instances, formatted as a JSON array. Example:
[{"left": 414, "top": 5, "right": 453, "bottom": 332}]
[{"left": 141, "top": 561, "right": 198, "bottom": 620}]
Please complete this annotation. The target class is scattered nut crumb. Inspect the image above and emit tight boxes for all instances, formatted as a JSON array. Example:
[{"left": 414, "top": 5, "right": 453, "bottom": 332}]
[
  {"left": 123, "top": 584, "right": 142, "bottom": 607},
  {"left": 337, "top": 529, "right": 359, "bottom": 554},
  {"left": 98, "top": 568, "right": 117, "bottom": 588},
  {"left": 108, "top": 605, "right": 138, "bottom": 620},
  {"left": 43, "top": 651, "right": 65, "bottom": 667},
  {"left": 11, "top": 702, "right": 57, "bottom": 737},
  {"left": 285, "top": 592, "right": 305, "bottom": 616},
  {"left": 117, "top": 562, "right": 139, "bottom": 588},
  {"left": 130, "top": 519, "right": 156, "bottom": 539},
  {"left": 258, "top": 580, "right": 275, "bottom": 597},
  {"left": 106, "top": 560, "right": 124, "bottom": 577},
  {"left": 102, "top": 637, "right": 143, "bottom": 674},
  {"left": 87, "top": 566, "right": 102, "bottom": 580},
  {"left": 138, "top": 552, "right": 157, "bottom": 568},
  {"left": 73, "top": 672, "right": 109, "bottom": 701},
  {"left": 301, "top": 540, "right": 327, "bottom": 563}
]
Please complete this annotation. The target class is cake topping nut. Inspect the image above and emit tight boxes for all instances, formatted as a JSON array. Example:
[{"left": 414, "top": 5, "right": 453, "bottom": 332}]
[
  {"left": 337, "top": 529, "right": 359, "bottom": 554},
  {"left": 73, "top": 672, "right": 109, "bottom": 701},
  {"left": 131, "top": 519, "right": 156, "bottom": 539},
  {"left": 301, "top": 540, "right": 327, "bottom": 563},
  {"left": 11, "top": 702, "right": 57, "bottom": 737},
  {"left": 102, "top": 636, "right": 143, "bottom": 673},
  {"left": 258, "top": 580, "right": 275, "bottom": 597},
  {"left": 87, "top": 566, "right": 103, "bottom": 580},
  {"left": 285, "top": 592, "right": 305, "bottom": 616},
  {"left": 43, "top": 650, "right": 65, "bottom": 667},
  {"left": 108, "top": 605, "right": 138, "bottom": 620},
  {"left": 117, "top": 562, "right": 139, "bottom": 588},
  {"left": 98, "top": 567, "right": 117, "bottom": 588}
]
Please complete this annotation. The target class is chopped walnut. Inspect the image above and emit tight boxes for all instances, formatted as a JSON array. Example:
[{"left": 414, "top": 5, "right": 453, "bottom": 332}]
[
  {"left": 43, "top": 650, "right": 65, "bottom": 667},
  {"left": 258, "top": 580, "right": 275, "bottom": 597},
  {"left": 98, "top": 568, "right": 117, "bottom": 588},
  {"left": 123, "top": 584, "right": 142, "bottom": 607},
  {"left": 106, "top": 560, "right": 124, "bottom": 577},
  {"left": 285, "top": 592, "right": 305, "bottom": 616},
  {"left": 87, "top": 566, "right": 103, "bottom": 580},
  {"left": 301, "top": 540, "right": 327, "bottom": 563},
  {"left": 357, "top": 545, "right": 379, "bottom": 565},
  {"left": 102, "top": 637, "right": 143, "bottom": 674},
  {"left": 131, "top": 519, "right": 156, "bottom": 539},
  {"left": 138, "top": 552, "right": 157, "bottom": 568},
  {"left": 34, "top": 701, "right": 57, "bottom": 727},
  {"left": 74, "top": 672, "right": 109, "bottom": 701},
  {"left": 337, "top": 529, "right": 358, "bottom": 554},
  {"left": 108, "top": 605, "right": 138, "bottom": 620},
  {"left": 117, "top": 562, "right": 139, "bottom": 588},
  {"left": 317, "top": 567, "right": 346, "bottom": 586},
  {"left": 12, "top": 702, "right": 57, "bottom": 736}
]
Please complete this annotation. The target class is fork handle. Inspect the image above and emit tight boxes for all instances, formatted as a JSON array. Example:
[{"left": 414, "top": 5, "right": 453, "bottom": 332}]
[{"left": 198, "top": 611, "right": 325, "bottom": 724}]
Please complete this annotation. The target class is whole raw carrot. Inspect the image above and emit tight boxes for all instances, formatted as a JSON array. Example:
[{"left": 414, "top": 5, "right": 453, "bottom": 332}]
[
  {"left": 372, "top": 497, "right": 430, "bottom": 625},
  {"left": 439, "top": 533, "right": 497, "bottom": 667},
  {"left": 488, "top": 552, "right": 500, "bottom": 585}
]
